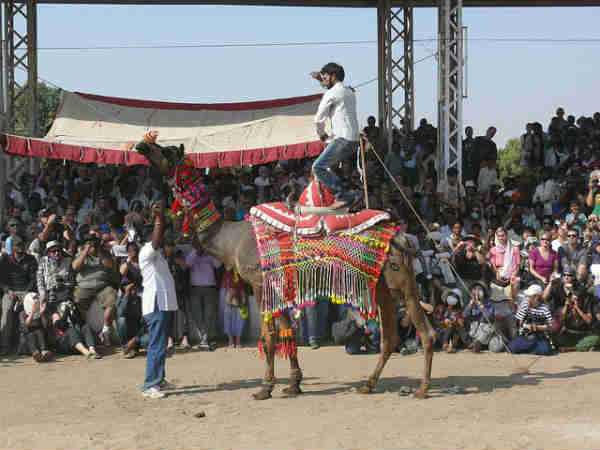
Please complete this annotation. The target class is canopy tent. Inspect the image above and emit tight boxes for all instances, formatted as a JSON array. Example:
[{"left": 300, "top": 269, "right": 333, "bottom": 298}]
[{"left": 0, "top": 91, "right": 326, "bottom": 167}]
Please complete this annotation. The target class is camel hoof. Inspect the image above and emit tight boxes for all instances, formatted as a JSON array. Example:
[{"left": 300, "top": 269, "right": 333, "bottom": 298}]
[
  {"left": 281, "top": 386, "right": 302, "bottom": 397},
  {"left": 357, "top": 384, "right": 373, "bottom": 394},
  {"left": 413, "top": 389, "right": 429, "bottom": 400},
  {"left": 252, "top": 389, "right": 272, "bottom": 401}
]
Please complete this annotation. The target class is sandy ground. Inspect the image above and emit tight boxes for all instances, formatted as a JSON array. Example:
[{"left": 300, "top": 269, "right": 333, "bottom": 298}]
[{"left": 2, "top": 345, "right": 600, "bottom": 450}]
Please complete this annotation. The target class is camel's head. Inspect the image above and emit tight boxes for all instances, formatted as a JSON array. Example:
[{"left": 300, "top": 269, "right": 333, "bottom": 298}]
[{"left": 135, "top": 140, "right": 184, "bottom": 177}]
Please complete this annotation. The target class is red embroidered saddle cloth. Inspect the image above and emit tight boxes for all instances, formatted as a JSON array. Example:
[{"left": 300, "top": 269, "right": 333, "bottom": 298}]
[{"left": 250, "top": 177, "right": 390, "bottom": 236}]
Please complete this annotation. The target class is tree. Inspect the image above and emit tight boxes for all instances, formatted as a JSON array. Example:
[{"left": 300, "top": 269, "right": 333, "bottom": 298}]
[
  {"left": 497, "top": 138, "right": 522, "bottom": 182},
  {"left": 13, "top": 82, "right": 62, "bottom": 137}
]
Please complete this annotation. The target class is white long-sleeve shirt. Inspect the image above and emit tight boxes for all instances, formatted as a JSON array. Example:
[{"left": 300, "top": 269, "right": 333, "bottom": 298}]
[
  {"left": 314, "top": 82, "right": 359, "bottom": 142},
  {"left": 139, "top": 242, "right": 178, "bottom": 316}
]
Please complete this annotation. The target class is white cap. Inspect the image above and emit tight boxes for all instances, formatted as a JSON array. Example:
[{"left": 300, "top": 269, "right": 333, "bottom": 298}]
[
  {"left": 523, "top": 284, "right": 543, "bottom": 297},
  {"left": 446, "top": 295, "right": 459, "bottom": 306},
  {"left": 465, "top": 180, "right": 476, "bottom": 188},
  {"left": 451, "top": 288, "right": 462, "bottom": 298}
]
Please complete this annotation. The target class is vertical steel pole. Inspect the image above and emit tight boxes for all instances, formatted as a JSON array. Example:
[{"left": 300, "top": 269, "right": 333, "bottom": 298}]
[{"left": 27, "top": 0, "right": 38, "bottom": 138}]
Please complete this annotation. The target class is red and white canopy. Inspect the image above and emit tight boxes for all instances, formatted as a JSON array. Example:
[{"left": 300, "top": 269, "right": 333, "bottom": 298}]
[{"left": 0, "top": 90, "right": 326, "bottom": 167}]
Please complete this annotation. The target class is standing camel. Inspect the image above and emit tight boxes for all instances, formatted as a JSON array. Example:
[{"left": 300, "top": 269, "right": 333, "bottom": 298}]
[{"left": 136, "top": 140, "right": 436, "bottom": 399}]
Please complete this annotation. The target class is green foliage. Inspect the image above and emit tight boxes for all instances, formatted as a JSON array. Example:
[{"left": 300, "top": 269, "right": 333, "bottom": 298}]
[
  {"left": 497, "top": 138, "right": 523, "bottom": 182},
  {"left": 14, "top": 82, "right": 62, "bottom": 137}
]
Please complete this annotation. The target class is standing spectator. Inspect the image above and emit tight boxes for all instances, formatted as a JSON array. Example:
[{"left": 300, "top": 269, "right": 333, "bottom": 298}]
[
  {"left": 477, "top": 157, "right": 499, "bottom": 196},
  {"left": 508, "top": 284, "right": 553, "bottom": 355},
  {"left": 472, "top": 126, "right": 498, "bottom": 180},
  {"left": 164, "top": 239, "right": 190, "bottom": 351},
  {"left": 462, "top": 126, "right": 476, "bottom": 183},
  {"left": 138, "top": 202, "right": 178, "bottom": 399},
  {"left": 0, "top": 236, "right": 37, "bottom": 354},
  {"left": 184, "top": 246, "right": 222, "bottom": 351},
  {"left": 220, "top": 267, "right": 248, "bottom": 349},
  {"left": 520, "top": 123, "right": 535, "bottom": 168}
]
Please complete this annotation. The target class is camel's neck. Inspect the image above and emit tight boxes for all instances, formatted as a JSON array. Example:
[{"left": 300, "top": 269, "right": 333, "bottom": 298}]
[{"left": 198, "top": 220, "right": 250, "bottom": 268}]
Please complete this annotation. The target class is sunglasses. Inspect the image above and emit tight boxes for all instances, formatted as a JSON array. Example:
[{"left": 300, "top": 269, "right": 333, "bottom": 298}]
[
  {"left": 540, "top": 238, "right": 550, "bottom": 241},
  {"left": 564, "top": 274, "right": 574, "bottom": 277},
  {"left": 568, "top": 234, "right": 578, "bottom": 238}
]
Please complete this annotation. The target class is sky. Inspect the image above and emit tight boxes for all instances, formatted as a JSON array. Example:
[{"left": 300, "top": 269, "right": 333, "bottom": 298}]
[{"left": 19, "top": 3, "right": 600, "bottom": 147}]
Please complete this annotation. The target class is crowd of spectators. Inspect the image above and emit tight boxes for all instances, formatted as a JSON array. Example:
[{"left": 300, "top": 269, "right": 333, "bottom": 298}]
[{"left": 2, "top": 105, "right": 600, "bottom": 363}]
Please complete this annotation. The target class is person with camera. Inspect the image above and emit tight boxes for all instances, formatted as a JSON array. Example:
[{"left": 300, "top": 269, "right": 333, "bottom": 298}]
[
  {"left": 72, "top": 232, "right": 119, "bottom": 344},
  {"left": 138, "top": 200, "right": 178, "bottom": 399},
  {"left": 508, "top": 284, "right": 553, "bottom": 355},
  {"left": 51, "top": 300, "right": 102, "bottom": 359},
  {"left": 0, "top": 236, "right": 38, "bottom": 354},
  {"left": 552, "top": 287, "right": 598, "bottom": 352},
  {"left": 19, "top": 292, "right": 52, "bottom": 362},
  {"left": 37, "top": 240, "right": 77, "bottom": 315}
]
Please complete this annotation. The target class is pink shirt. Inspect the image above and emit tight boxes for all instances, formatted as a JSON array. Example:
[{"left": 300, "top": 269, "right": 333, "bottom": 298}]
[
  {"left": 487, "top": 245, "right": 521, "bottom": 278},
  {"left": 528, "top": 247, "right": 559, "bottom": 280}
]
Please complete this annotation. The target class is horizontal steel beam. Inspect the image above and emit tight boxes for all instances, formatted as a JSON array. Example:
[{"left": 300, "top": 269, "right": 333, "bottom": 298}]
[{"left": 25, "top": 0, "right": 600, "bottom": 7}]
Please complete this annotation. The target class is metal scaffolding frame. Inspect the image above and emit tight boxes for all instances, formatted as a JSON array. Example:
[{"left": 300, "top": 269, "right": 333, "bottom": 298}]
[
  {"left": 437, "top": 0, "right": 463, "bottom": 182},
  {"left": 377, "top": 0, "right": 414, "bottom": 152},
  {"left": 3, "top": 0, "right": 39, "bottom": 138}
]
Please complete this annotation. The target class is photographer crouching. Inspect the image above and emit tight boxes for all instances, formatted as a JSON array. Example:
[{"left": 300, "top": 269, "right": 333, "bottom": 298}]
[
  {"left": 553, "top": 287, "right": 598, "bottom": 352},
  {"left": 508, "top": 284, "right": 553, "bottom": 355}
]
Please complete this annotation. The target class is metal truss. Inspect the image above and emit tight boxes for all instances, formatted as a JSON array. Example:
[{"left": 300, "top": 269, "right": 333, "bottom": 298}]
[
  {"left": 377, "top": 0, "right": 414, "bottom": 151},
  {"left": 3, "top": 0, "right": 39, "bottom": 137},
  {"left": 437, "top": 0, "right": 463, "bottom": 181}
]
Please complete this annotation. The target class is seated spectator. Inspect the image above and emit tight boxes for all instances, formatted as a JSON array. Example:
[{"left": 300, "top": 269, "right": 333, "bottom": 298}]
[
  {"left": 0, "top": 236, "right": 38, "bottom": 354},
  {"left": 19, "top": 293, "right": 52, "bottom": 362},
  {"left": 116, "top": 282, "right": 148, "bottom": 358},
  {"left": 72, "top": 232, "right": 119, "bottom": 344},
  {"left": 553, "top": 288, "right": 598, "bottom": 352},
  {"left": 529, "top": 231, "right": 559, "bottom": 285},
  {"left": 552, "top": 222, "right": 568, "bottom": 252},
  {"left": 51, "top": 301, "right": 102, "bottom": 359},
  {"left": 565, "top": 201, "right": 587, "bottom": 234},
  {"left": 558, "top": 228, "right": 586, "bottom": 276},
  {"left": 487, "top": 227, "right": 521, "bottom": 301},
  {"left": 508, "top": 284, "right": 553, "bottom": 355},
  {"left": 453, "top": 234, "right": 486, "bottom": 287},
  {"left": 434, "top": 293, "right": 468, "bottom": 353},
  {"left": 37, "top": 240, "right": 77, "bottom": 314},
  {"left": 436, "top": 167, "right": 465, "bottom": 213}
]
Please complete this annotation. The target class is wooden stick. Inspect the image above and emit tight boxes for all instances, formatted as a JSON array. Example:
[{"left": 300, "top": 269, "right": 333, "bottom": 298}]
[{"left": 359, "top": 133, "right": 370, "bottom": 209}]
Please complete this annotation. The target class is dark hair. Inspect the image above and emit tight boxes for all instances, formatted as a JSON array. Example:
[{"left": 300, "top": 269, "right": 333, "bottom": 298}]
[
  {"left": 446, "top": 167, "right": 458, "bottom": 177},
  {"left": 320, "top": 62, "right": 345, "bottom": 82}
]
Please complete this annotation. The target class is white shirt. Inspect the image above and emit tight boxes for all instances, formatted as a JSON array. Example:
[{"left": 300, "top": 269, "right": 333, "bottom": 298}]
[
  {"left": 139, "top": 242, "right": 178, "bottom": 316},
  {"left": 436, "top": 179, "right": 466, "bottom": 206},
  {"left": 314, "top": 82, "right": 359, "bottom": 141},
  {"left": 477, "top": 167, "right": 499, "bottom": 194},
  {"left": 533, "top": 180, "right": 557, "bottom": 216}
]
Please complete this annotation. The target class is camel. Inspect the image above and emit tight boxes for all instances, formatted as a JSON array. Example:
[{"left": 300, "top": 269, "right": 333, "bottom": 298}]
[{"left": 136, "top": 140, "right": 436, "bottom": 399}]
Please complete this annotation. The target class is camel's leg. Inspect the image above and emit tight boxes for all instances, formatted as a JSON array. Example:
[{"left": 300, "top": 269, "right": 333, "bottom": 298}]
[
  {"left": 358, "top": 288, "right": 399, "bottom": 394},
  {"left": 277, "top": 313, "right": 303, "bottom": 396},
  {"left": 404, "top": 272, "right": 436, "bottom": 399},
  {"left": 253, "top": 317, "right": 277, "bottom": 400}
]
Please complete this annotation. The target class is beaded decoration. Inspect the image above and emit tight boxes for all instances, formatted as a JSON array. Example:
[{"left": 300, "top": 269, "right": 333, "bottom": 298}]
[
  {"left": 249, "top": 216, "right": 399, "bottom": 321},
  {"left": 168, "top": 156, "right": 221, "bottom": 235}
]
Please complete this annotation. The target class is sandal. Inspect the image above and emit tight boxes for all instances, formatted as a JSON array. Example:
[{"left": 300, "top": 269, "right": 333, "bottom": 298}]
[
  {"left": 32, "top": 351, "right": 42, "bottom": 363},
  {"left": 41, "top": 350, "right": 53, "bottom": 361}
]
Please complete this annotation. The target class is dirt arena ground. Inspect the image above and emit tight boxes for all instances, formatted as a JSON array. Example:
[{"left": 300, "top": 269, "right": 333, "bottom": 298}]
[{"left": 2, "top": 346, "right": 600, "bottom": 450}]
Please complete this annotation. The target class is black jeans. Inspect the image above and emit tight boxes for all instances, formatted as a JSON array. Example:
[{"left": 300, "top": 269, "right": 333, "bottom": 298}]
[
  {"left": 56, "top": 325, "right": 96, "bottom": 354},
  {"left": 23, "top": 328, "right": 49, "bottom": 354}
]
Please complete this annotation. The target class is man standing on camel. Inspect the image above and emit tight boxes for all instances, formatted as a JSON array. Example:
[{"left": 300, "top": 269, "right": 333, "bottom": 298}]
[{"left": 311, "top": 62, "right": 361, "bottom": 210}]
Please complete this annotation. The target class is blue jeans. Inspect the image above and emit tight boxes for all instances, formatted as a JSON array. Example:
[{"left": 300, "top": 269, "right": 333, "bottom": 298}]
[
  {"left": 305, "top": 299, "right": 329, "bottom": 343},
  {"left": 508, "top": 335, "right": 552, "bottom": 355},
  {"left": 312, "top": 138, "right": 358, "bottom": 201},
  {"left": 142, "top": 308, "right": 169, "bottom": 390}
]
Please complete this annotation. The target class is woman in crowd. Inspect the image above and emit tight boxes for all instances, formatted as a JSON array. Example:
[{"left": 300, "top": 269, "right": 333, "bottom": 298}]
[
  {"left": 487, "top": 227, "right": 521, "bottom": 300},
  {"left": 529, "top": 231, "right": 559, "bottom": 285}
]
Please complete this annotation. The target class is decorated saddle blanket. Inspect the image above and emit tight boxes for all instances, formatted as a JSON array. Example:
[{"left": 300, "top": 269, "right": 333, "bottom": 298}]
[
  {"left": 248, "top": 215, "right": 399, "bottom": 320},
  {"left": 250, "top": 177, "right": 390, "bottom": 236}
]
